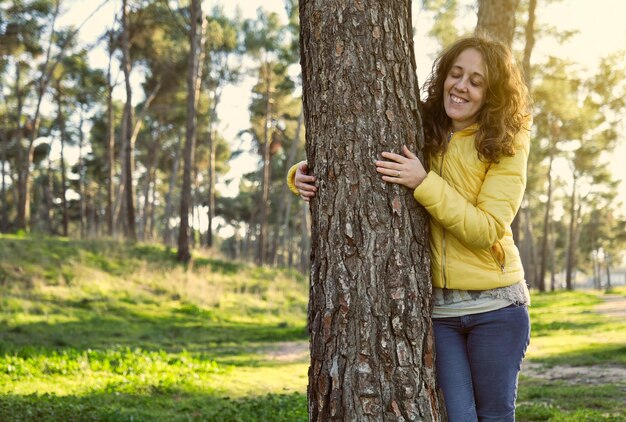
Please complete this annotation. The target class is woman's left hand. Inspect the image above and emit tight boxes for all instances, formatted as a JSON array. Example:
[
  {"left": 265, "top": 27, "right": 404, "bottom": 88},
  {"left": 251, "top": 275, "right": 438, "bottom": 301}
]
[{"left": 375, "top": 145, "right": 427, "bottom": 190}]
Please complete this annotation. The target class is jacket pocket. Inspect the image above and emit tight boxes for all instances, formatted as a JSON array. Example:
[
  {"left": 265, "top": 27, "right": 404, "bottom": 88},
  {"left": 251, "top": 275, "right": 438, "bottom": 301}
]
[{"left": 490, "top": 241, "right": 506, "bottom": 273}]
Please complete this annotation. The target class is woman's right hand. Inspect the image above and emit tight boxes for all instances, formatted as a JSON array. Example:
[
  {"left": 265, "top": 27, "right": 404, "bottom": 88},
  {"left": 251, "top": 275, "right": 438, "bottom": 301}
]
[{"left": 294, "top": 162, "right": 317, "bottom": 202}]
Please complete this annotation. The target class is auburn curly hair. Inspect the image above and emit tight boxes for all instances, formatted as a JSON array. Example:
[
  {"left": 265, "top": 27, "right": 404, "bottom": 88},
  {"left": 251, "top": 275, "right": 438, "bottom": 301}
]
[{"left": 421, "top": 36, "right": 531, "bottom": 163}]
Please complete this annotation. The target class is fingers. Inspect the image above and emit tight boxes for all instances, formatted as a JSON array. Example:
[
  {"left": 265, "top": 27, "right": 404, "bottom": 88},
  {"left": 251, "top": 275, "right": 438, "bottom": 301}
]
[
  {"left": 375, "top": 165, "right": 401, "bottom": 178},
  {"left": 402, "top": 145, "right": 417, "bottom": 159},
  {"left": 295, "top": 163, "right": 317, "bottom": 200},
  {"left": 380, "top": 151, "right": 407, "bottom": 163}
]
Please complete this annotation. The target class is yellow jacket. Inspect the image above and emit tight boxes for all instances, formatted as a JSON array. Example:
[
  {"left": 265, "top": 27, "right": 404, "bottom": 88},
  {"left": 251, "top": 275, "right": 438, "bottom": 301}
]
[
  {"left": 414, "top": 124, "right": 529, "bottom": 290},
  {"left": 287, "top": 123, "right": 530, "bottom": 291}
]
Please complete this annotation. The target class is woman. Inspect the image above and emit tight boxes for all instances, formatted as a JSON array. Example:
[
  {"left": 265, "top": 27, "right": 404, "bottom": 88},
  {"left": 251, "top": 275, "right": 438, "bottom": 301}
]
[{"left": 289, "top": 36, "right": 531, "bottom": 421}]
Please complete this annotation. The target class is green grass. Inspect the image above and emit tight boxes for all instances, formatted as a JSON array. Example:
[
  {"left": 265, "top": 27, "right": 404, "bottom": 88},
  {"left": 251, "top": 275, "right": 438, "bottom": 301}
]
[
  {"left": 0, "top": 234, "right": 308, "bottom": 421},
  {"left": 1, "top": 234, "right": 625, "bottom": 421}
]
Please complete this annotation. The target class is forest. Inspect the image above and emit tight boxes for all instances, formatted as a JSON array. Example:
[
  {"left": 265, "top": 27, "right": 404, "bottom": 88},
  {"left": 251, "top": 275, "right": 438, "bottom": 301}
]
[
  {"left": 1, "top": 0, "right": 626, "bottom": 285},
  {"left": 2, "top": 0, "right": 626, "bottom": 420}
]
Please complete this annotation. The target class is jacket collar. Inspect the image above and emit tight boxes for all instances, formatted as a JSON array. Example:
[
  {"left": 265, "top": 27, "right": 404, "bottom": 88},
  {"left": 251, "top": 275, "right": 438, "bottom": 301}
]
[{"left": 453, "top": 123, "right": 479, "bottom": 137}]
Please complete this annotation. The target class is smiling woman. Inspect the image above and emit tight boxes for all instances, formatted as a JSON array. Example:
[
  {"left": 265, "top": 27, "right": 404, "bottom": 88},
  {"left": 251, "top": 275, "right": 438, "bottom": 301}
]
[{"left": 443, "top": 48, "right": 486, "bottom": 131}]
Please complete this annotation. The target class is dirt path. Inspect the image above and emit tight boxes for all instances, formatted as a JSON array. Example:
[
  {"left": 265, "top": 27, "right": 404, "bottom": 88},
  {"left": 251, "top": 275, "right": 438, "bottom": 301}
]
[
  {"left": 595, "top": 294, "right": 626, "bottom": 319},
  {"left": 522, "top": 293, "right": 626, "bottom": 384},
  {"left": 267, "top": 295, "right": 626, "bottom": 384}
]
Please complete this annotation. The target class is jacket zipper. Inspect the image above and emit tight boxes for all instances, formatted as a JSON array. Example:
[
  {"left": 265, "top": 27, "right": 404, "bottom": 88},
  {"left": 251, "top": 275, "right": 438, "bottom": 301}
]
[{"left": 440, "top": 132, "right": 452, "bottom": 289}]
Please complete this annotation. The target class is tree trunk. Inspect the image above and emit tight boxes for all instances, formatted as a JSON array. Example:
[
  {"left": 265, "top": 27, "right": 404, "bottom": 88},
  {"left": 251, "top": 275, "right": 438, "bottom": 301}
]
[
  {"left": 565, "top": 180, "right": 578, "bottom": 290},
  {"left": 272, "top": 111, "right": 304, "bottom": 266},
  {"left": 17, "top": 2, "right": 60, "bottom": 231},
  {"left": 177, "top": 0, "right": 205, "bottom": 262},
  {"left": 78, "top": 106, "right": 87, "bottom": 238},
  {"left": 538, "top": 153, "right": 554, "bottom": 292},
  {"left": 56, "top": 85, "right": 69, "bottom": 237},
  {"left": 549, "top": 221, "right": 556, "bottom": 291},
  {"left": 299, "top": 201, "right": 310, "bottom": 274},
  {"left": 1, "top": 102, "right": 8, "bottom": 233},
  {"left": 141, "top": 128, "right": 160, "bottom": 241},
  {"left": 206, "top": 129, "right": 216, "bottom": 247},
  {"left": 300, "top": 1, "right": 444, "bottom": 420},
  {"left": 522, "top": 0, "right": 537, "bottom": 87},
  {"left": 605, "top": 252, "right": 612, "bottom": 290},
  {"left": 257, "top": 62, "right": 273, "bottom": 265},
  {"left": 163, "top": 133, "right": 182, "bottom": 246},
  {"left": 511, "top": 0, "right": 536, "bottom": 244},
  {"left": 475, "top": 0, "right": 520, "bottom": 46},
  {"left": 121, "top": 0, "right": 136, "bottom": 241},
  {"left": 106, "top": 30, "right": 116, "bottom": 237}
]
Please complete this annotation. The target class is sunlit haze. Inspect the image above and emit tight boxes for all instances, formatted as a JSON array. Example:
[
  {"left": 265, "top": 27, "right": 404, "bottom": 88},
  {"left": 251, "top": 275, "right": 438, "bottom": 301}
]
[{"left": 61, "top": 0, "right": 626, "bottom": 215}]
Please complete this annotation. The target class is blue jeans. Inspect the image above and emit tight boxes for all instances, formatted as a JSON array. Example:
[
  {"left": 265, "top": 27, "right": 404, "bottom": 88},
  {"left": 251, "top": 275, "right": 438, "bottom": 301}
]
[{"left": 433, "top": 304, "right": 531, "bottom": 422}]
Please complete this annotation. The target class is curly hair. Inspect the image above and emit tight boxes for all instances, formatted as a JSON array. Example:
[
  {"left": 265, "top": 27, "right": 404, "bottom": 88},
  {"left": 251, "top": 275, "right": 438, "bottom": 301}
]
[{"left": 421, "top": 36, "right": 531, "bottom": 163}]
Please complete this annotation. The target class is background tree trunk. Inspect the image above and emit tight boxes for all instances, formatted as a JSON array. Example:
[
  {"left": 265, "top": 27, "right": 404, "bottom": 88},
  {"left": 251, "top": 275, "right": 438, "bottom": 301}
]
[
  {"left": 475, "top": 0, "right": 521, "bottom": 45},
  {"left": 300, "top": 1, "right": 445, "bottom": 420},
  {"left": 106, "top": 30, "right": 116, "bottom": 237},
  {"left": 121, "top": 0, "right": 136, "bottom": 241},
  {"left": 177, "top": 0, "right": 205, "bottom": 262}
]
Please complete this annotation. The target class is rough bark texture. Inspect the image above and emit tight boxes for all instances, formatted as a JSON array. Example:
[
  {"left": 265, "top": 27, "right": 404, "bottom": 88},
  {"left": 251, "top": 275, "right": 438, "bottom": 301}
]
[
  {"left": 475, "top": 0, "right": 521, "bottom": 46},
  {"left": 300, "top": 1, "right": 445, "bottom": 420}
]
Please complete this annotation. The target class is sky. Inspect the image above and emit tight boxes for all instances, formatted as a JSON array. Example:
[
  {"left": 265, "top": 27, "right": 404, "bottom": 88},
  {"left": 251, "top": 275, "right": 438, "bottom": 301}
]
[{"left": 60, "top": 0, "right": 626, "bottom": 215}]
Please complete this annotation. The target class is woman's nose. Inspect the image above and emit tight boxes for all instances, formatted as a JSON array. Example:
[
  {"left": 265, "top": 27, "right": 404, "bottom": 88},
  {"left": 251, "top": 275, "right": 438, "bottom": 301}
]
[{"left": 454, "top": 77, "right": 469, "bottom": 91}]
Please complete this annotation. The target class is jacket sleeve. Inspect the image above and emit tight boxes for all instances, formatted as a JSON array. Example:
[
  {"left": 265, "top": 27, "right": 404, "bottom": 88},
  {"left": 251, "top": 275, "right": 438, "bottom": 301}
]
[
  {"left": 412, "top": 129, "right": 530, "bottom": 249},
  {"left": 286, "top": 161, "right": 306, "bottom": 196}
]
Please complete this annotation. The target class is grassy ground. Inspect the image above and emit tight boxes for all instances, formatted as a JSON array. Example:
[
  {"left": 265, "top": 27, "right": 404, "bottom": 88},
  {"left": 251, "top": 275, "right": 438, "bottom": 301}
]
[{"left": 1, "top": 234, "right": 625, "bottom": 421}]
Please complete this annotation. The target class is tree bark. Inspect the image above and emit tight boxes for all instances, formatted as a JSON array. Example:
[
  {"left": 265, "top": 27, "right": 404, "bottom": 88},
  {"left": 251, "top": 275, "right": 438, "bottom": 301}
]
[
  {"left": 106, "top": 29, "right": 116, "bottom": 237},
  {"left": 565, "top": 180, "right": 578, "bottom": 290},
  {"left": 177, "top": 0, "right": 205, "bottom": 262},
  {"left": 475, "top": 0, "right": 521, "bottom": 46},
  {"left": 55, "top": 84, "right": 69, "bottom": 237},
  {"left": 522, "top": 0, "right": 537, "bottom": 87},
  {"left": 537, "top": 152, "right": 553, "bottom": 292},
  {"left": 206, "top": 128, "right": 216, "bottom": 247},
  {"left": 121, "top": 0, "right": 136, "bottom": 241},
  {"left": 300, "top": 1, "right": 444, "bottom": 420},
  {"left": 163, "top": 133, "right": 182, "bottom": 246},
  {"left": 272, "top": 111, "right": 304, "bottom": 266},
  {"left": 257, "top": 62, "right": 273, "bottom": 265}
]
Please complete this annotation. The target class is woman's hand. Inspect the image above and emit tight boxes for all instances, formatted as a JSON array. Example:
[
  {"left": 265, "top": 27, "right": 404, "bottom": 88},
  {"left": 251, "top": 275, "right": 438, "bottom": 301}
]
[
  {"left": 295, "top": 162, "right": 317, "bottom": 202},
  {"left": 375, "top": 145, "right": 427, "bottom": 190}
]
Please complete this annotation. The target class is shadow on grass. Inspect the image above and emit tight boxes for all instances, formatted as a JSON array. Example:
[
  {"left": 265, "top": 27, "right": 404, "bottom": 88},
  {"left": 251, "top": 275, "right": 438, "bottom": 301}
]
[
  {"left": 0, "top": 390, "right": 307, "bottom": 422},
  {"left": 1, "top": 290, "right": 306, "bottom": 366},
  {"left": 529, "top": 343, "right": 626, "bottom": 367},
  {"left": 517, "top": 378, "right": 626, "bottom": 421},
  {"left": 0, "top": 311, "right": 306, "bottom": 360},
  {"left": 530, "top": 319, "right": 606, "bottom": 336}
]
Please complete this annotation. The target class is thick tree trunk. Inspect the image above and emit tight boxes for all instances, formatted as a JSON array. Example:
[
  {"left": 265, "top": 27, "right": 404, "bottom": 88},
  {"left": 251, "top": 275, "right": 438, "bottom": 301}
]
[
  {"left": 300, "top": 1, "right": 445, "bottom": 420},
  {"left": 177, "top": 0, "right": 205, "bottom": 262},
  {"left": 475, "top": 0, "right": 520, "bottom": 46}
]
